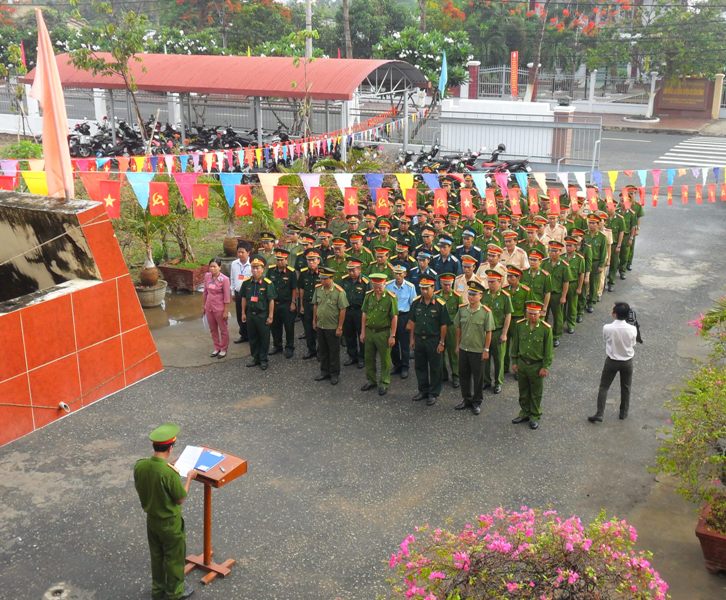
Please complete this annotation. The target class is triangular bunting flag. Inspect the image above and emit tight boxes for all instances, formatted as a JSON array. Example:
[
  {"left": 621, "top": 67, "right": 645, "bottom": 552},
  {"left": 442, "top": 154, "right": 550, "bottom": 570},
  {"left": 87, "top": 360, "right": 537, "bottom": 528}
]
[
  {"left": 573, "top": 171, "right": 587, "bottom": 193},
  {"left": 21, "top": 171, "right": 48, "bottom": 195},
  {"left": 471, "top": 173, "right": 487, "bottom": 197},
  {"left": 219, "top": 172, "right": 243, "bottom": 208},
  {"left": 637, "top": 170, "right": 648, "bottom": 187},
  {"left": 364, "top": 173, "right": 384, "bottom": 192},
  {"left": 27, "top": 159, "right": 45, "bottom": 171},
  {"left": 126, "top": 172, "right": 155, "bottom": 209},
  {"left": 394, "top": 173, "right": 414, "bottom": 196},
  {"left": 532, "top": 171, "right": 548, "bottom": 194},
  {"left": 514, "top": 172, "right": 528, "bottom": 195},
  {"left": 556, "top": 172, "right": 569, "bottom": 190},
  {"left": 0, "top": 159, "right": 18, "bottom": 177},
  {"left": 299, "top": 173, "right": 321, "bottom": 200},
  {"left": 133, "top": 156, "right": 146, "bottom": 172},
  {"left": 333, "top": 173, "right": 355, "bottom": 195},
  {"left": 607, "top": 170, "right": 618, "bottom": 191},
  {"left": 172, "top": 172, "right": 199, "bottom": 209},
  {"left": 79, "top": 171, "right": 109, "bottom": 202},
  {"left": 421, "top": 173, "right": 441, "bottom": 190},
  {"left": 257, "top": 173, "right": 282, "bottom": 206}
]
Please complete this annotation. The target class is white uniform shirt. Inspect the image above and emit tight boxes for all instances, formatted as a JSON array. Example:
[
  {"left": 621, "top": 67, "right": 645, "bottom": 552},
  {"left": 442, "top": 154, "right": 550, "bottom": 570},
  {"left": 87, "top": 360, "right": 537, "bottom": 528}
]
[
  {"left": 229, "top": 259, "right": 251, "bottom": 294},
  {"left": 603, "top": 319, "right": 637, "bottom": 361}
]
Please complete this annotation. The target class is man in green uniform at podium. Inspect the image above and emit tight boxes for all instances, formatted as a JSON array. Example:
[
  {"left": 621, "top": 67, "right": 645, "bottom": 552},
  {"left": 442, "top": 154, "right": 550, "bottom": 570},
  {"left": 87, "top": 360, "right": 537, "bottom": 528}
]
[{"left": 134, "top": 423, "right": 196, "bottom": 600}]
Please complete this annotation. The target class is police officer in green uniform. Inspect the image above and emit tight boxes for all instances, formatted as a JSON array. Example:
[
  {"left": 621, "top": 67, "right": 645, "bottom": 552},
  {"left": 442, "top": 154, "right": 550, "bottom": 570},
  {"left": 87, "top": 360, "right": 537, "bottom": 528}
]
[
  {"left": 503, "top": 266, "right": 530, "bottom": 375},
  {"left": 241, "top": 257, "right": 276, "bottom": 370},
  {"left": 283, "top": 224, "right": 305, "bottom": 257},
  {"left": 267, "top": 248, "right": 297, "bottom": 358},
  {"left": 360, "top": 273, "right": 398, "bottom": 396},
  {"left": 481, "top": 270, "right": 513, "bottom": 394},
  {"left": 325, "top": 237, "right": 350, "bottom": 282},
  {"left": 572, "top": 227, "right": 591, "bottom": 322},
  {"left": 436, "top": 273, "right": 461, "bottom": 388},
  {"left": 541, "top": 240, "right": 571, "bottom": 347},
  {"left": 134, "top": 423, "right": 196, "bottom": 600},
  {"left": 347, "top": 232, "right": 374, "bottom": 265},
  {"left": 256, "top": 231, "right": 277, "bottom": 271},
  {"left": 563, "top": 235, "right": 585, "bottom": 334},
  {"left": 366, "top": 246, "right": 395, "bottom": 280},
  {"left": 511, "top": 301, "right": 554, "bottom": 430},
  {"left": 312, "top": 266, "right": 349, "bottom": 385},
  {"left": 371, "top": 219, "right": 398, "bottom": 254},
  {"left": 408, "top": 275, "right": 451, "bottom": 405},
  {"left": 293, "top": 232, "right": 317, "bottom": 272},
  {"left": 297, "top": 249, "right": 322, "bottom": 359},
  {"left": 625, "top": 193, "right": 643, "bottom": 271},
  {"left": 340, "top": 258, "right": 369, "bottom": 368},
  {"left": 617, "top": 192, "right": 636, "bottom": 279},
  {"left": 583, "top": 214, "right": 607, "bottom": 312},
  {"left": 605, "top": 205, "right": 626, "bottom": 291}
]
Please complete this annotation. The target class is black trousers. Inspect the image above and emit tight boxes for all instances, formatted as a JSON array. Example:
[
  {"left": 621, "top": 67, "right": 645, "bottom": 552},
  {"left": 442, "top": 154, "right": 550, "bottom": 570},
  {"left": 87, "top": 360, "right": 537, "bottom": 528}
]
[
  {"left": 234, "top": 291, "right": 248, "bottom": 340},
  {"left": 302, "top": 301, "right": 316, "bottom": 354},
  {"left": 596, "top": 356, "right": 633, "bottom": 416},
  {"left": 317, "top": 328, "right": 341, "bottom": 376},
  {"left": 271, "top": 301, "right": 295, "bottom": 350},
  {"left": 343, "top": 306, "right": 364, "bottom": 361},
  {"left": 459, "top": 349, "right": 484, "bottom": 407},
  {"left": 391, "top": 311, "right": 411, "bottom": 370}
]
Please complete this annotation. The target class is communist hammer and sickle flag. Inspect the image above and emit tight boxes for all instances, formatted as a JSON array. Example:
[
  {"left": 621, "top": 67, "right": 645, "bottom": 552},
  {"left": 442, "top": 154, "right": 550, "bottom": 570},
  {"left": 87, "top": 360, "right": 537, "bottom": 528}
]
[
  {"left": 149, "top": 182, "right": 169, "bottom": 216},
  {"left": 235, "top": 184, "right": 252, "bottom": 216}
]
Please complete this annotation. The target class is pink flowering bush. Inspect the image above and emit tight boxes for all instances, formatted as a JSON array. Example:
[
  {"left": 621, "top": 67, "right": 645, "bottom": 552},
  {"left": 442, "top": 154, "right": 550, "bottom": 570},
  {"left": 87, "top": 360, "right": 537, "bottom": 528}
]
[{"left": 388, "top": 507, "right": 669, "bottom": 599}]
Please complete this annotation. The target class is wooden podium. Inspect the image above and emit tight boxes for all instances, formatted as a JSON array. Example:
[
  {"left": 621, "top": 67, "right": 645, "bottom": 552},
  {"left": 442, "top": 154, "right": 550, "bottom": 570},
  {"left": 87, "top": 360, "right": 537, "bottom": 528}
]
[{"left": 184, "top": 449, "right": 247, "bottom": 585}]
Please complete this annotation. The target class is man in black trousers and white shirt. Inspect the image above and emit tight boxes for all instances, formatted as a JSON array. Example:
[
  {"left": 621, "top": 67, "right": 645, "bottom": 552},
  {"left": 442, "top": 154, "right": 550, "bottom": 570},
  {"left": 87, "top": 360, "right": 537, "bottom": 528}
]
[{"left": 588, "top": 302, "right": 638, "bottom": 422}]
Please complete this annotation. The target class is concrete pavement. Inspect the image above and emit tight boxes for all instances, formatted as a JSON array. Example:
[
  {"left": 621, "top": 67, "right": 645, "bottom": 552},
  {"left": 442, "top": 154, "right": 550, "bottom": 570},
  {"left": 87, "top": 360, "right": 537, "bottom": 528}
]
[{"left": 578, "top": 111, "right": 726, "bottom": 137}]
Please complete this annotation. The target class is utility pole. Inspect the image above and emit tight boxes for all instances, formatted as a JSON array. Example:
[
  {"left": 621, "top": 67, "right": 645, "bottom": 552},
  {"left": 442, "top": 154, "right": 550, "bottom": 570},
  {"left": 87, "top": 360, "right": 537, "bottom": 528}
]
[{"left": 305, "top": 0, "right": 313, "bottom": 59}]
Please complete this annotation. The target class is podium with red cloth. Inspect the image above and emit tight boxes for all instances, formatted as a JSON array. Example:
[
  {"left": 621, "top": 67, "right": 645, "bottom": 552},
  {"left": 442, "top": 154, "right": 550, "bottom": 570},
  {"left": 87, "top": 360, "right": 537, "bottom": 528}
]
[{"left": 184, "top": 450, "right": 248, "bottom": 585}]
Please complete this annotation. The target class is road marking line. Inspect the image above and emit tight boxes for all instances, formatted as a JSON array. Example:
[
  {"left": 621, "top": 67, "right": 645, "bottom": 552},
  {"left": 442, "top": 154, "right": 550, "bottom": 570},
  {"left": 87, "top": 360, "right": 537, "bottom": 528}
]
[{"left": 602, "top": 138, "right": 651, "bottom": 142}]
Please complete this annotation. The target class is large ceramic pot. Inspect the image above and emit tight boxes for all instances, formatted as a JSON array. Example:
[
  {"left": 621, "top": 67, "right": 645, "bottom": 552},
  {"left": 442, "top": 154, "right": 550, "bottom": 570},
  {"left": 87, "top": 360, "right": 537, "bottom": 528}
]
[
  {"left": 139, "top": 266, "right": 160, "bottom": 287},
  {"left": 223, "top": 236, "right": 239, "bottom": 257},
  {"left": 135, "top": 280, "right": 168, "bottom": 308},
  {"left": 695, "top": 504, "right": 726, "bottom": 574}
]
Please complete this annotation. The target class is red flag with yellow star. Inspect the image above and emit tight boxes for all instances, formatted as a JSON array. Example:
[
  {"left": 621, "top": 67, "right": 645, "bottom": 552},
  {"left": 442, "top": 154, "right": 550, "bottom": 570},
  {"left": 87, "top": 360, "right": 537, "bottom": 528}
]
[
  {"left": 695, "top": 184, "right": 703, "bottom": 205},
  {"left": 548, "top": 188, "right": 561, "bottom": 215},
  {"left": 621, "top": 188, "right": 631, "bottom": 210},
  {"left": 149, "top": 182, "right": 169, "bottom": 216},
  {"left": 508, "top": 188, "right": 522, "bottom": 215},
  {"left": 707, "top": 183, "right": 716, "bottom": 203},
  {"left": 460, "top": 188, "right": 474, "bottom": 218},
  {"left": 586, "top": 188, "right": 598, "bottom": 211},
  {"left": 681, "top": 184, "right": 689, "bottom": 205},
  {"left": 309, "top": 186, "right": 325, "bottom": 217},
  {"left": 273, "top": 185, "right": 288, "bottom": 218},
  {"left": 651, "top": 186, "right": 659, "bottom": 207},
  {"left": 527, "top": 188, "right": 539, "bottom": 214},
  {"left": 235, "top": 184, "right": 252, "bottom": 216},
  {"left": 484, "top": 189, "right": 497, "bottom": 215},
  {"left": 343, "top": 187, "right": 358, "bottom": 216},
  {"left": 100, "top": 179, "right": 121, "bottom": 219},
  {"left": 604, "top": 188, "right": 614, "bottom": 211},
  {"left": 192, "top": 183, "right": 209, "bottom": 219},
  {"left": 375, "top": 188, "right": 390, "bottom": 216},
  {"left": 404, "top": 188, "right": 418, "bottom": 216},
  {"left": 433, "top": 189, "right": 448, "bottom": 215}
]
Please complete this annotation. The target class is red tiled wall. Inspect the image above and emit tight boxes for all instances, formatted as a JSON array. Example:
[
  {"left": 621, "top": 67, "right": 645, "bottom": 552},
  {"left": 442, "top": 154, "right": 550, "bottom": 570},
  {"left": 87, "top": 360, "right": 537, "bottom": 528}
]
[{"left": 0, "top": 203, "right": 162, "bottom": 447}]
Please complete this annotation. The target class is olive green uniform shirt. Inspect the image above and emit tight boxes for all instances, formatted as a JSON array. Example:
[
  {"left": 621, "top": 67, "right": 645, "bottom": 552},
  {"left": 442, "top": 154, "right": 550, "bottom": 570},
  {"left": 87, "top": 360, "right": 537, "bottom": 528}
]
[
  {"left": 312, "top": 283, "right": 349, "bottom": 329},
  {"left": 508, "top": 283, "right": 531, "bottom": 318},
  {"left": 511, "top": 318, "right": 554, "bottom": 369},
  {"left": 565, "top": 253, "right": 586, "bottom": 282},
  {"left": 584, "top": 231, "right": 607, "bottom": 265},
  {"left": 241, "top": 276, "right": 277, "bottom": 311},
  {"left": 454, "top": 304, "right": 495, "bottom": 353},
  {"left": 297, "top": 267, "right": 320, "bottom": 303},
  {"left": 436, "top": 289, "right": 461, "bottom": 321},
  {"left": 482, "top": 289, "right": 513, "bottom": 330},
  {"left": 361, "top": 290, "right": 398, "bottom": 329},
  {"left": 266, "top": 266, "right": 296, "bottom": 303},
  {"left": 133, "top": 457, "right": 186, "bottom": 520},
  {"left": 541, "top": 259, "right": 573, "bottom": 294},
  {"left": 325, "top": 254, "right": 350, "bottom": 282},
  {"left": 521, "top": 268, "right": 552, "bottom": 303},
  {"left": 410, "top": 295, "right": 451, "bottom": 336}
]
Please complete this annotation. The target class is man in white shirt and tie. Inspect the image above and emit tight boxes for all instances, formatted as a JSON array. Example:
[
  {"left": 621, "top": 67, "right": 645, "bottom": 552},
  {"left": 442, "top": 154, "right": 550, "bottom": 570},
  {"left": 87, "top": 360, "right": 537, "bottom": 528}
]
[
  {"left": 229, "top": 243, "right": 252, "bottom": 343},
  {"left": 588, "top": 302, "right": 638, "bottom": 422}
]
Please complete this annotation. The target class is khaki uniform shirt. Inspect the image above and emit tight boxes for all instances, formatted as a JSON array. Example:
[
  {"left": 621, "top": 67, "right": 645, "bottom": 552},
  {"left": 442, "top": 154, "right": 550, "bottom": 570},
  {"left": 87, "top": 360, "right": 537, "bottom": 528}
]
[
  {"left": 454, "top": 273, "right": 482, "bottom": 296},
  {"left": 312, "top": 283, "right": 349, "bottom": 329},
  {"left": 501, "top": 246, "right": 530, "bottom": 271},
  {"left": 475, "top": 261, "right": 508, "bottom": 289},
  {"left": 540, "top": 223, "right": 567, "bottom": 245},
  {"left": 454, "top": 303, "right": 495, "bottom": 353}
]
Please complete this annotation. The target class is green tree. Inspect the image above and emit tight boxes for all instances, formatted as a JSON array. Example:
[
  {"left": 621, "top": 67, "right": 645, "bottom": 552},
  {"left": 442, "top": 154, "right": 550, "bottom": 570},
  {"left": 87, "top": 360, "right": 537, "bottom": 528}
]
[{"left": 335, "top": 0, "right": 414, "bottom": 59}]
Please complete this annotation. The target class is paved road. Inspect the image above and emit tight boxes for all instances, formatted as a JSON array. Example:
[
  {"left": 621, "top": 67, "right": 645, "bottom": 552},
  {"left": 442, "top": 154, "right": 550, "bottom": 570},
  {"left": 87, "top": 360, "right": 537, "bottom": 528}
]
[{"left": 1, "top": 197, "right": 725, "bottom": 598}]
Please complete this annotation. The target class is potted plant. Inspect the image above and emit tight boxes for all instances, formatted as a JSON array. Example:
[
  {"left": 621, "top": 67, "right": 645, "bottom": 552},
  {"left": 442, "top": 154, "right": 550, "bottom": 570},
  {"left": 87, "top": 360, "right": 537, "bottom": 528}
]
[
  {"left": 656, "top": 296, "right": 726, "bottom": 573},
  {"left": 388, "top": 506, "right": 669, "bottom": 598}
]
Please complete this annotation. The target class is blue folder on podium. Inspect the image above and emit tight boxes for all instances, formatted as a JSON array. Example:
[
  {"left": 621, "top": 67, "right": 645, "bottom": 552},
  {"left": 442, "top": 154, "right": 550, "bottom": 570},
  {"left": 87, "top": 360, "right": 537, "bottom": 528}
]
[{"left": 195, "top": 449, "right": 225, "bottom": 472}]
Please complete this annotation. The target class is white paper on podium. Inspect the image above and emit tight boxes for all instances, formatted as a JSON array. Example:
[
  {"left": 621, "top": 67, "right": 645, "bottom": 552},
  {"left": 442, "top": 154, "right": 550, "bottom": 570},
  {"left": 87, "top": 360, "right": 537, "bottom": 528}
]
[{"left": 174, "top": 445, "right": 203, "bottom": 478}]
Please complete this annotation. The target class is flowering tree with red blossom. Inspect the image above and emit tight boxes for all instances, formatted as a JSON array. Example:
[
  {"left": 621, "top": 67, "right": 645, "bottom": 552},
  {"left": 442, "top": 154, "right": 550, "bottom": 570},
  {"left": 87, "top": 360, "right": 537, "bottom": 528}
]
[{"left": 388, "top": 507, "right": 670, "bottom": 599}]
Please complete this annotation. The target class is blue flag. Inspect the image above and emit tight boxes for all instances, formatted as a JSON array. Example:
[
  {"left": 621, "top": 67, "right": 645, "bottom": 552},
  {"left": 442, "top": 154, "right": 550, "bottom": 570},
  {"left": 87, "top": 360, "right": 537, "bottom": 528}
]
[
  {"left": 364, "top": 173, "right": 384, "bottom": 191},
  {"left": 438, "top": 51, "right": 448, "bottom": 97},
  {"left": 421, "top": 173, "right": 441, "bottom": 190},
  {"left": 514, "top": 172, "right": 528, "bottom": 195},
  {"left": 126, "top": 172, "right": 155, "bottom": 210},
  {"left": 219, "top": 172, "right": 243, "bottom": 207}
]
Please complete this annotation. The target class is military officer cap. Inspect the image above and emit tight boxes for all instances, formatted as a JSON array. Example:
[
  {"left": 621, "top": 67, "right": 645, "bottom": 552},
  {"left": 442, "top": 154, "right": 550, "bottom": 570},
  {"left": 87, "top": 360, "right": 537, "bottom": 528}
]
[
  {"left": 596, "top": 210, "right": 609, "bottom": 219},
  {"left": 548, "top": 209, "right": 560, "bottom": 217},
  {"left": 438, "top": 272, "right": 455, "bottom": 284},
  {"left": 499, "top": 214, "right": 511, "bottom": 222},
  {"left": 538, "top": 194, "right": 549, "bottom": 202},
  {"left": 419, "top": 276, "right": 436, "bottom": 288},
  {"left": 420, "top": 225, "right": 436, "bottom": 235},
  {"left": 524, "top": 223, "right": 539, "bottom": 232},
  {"left": 392, "top": 264, "right": 407, "bottom": 274},
  {"left": 460, "top": 255, "right": 477, "bottom": 266},
  {"left": 487, "top": 244, "right": 503, "bottom": 255},
  {"left": 314, "top": 217, "right": 328, "bottom": 227},
  {"left": 587, "top": 213, "right": 601, "bottom": 223},
  {"left": 259, "top": 231, "right": 276, "bottom": 242},
  {"left": 448, "top": 208, "right": 461, "bottom": 218},
  {"left": 424, "top": 203, "right": 434, "bottom": 212},
  {"left": 417, "top": 251, "right": 432, "bottom": 260},
  {"left": 468, "top": 280, "right": 486, "bottom": 294},
  {"left": 507, "top": 266, "right": 523, "bottom": 278},
  {"left": 251, "top": 256, "right": 266, "bottom": 268},
  {"left": 481, "top": 218, "right": 496, "bottom": 228},
  {"left": 374, "top": 246, "right": 391, "bottom": 255},
  {"left": 417, "top": 207, "right": 428, "bottom": 216},
  {"left": 438, "top": 235, "right": 453, "bottom": 246},
  {"left": 399, "top": 215, "right": 412, "bottom": 223},
  {"left": 369, "top": 273, "right": 388, "bottom": 283},
  {"left": 526, "top": 300, "right": 544, "bottom": 312},
  {"left": 378, "top": 219, "right": 392, "bottom": 229},
  {"left": 529, "top": 249, "right": 545, "bottom": 260},
  {"left": 548, "top": 240, "right": 565, "bottom": 250},
  {"left": 502, "top": 229, "right": 518, "bottom": 240},
  {"left": 318, "top": 228, "right": 333, "bottom": 237},
  {"left": 394, "top": 199, "right": 405, "bottom": 208},
  {"left": 304, "top": 248, "right": 321, "bottom": 260},
  {"left": 286, "top": 223, "right": 302, "bottom": 232},
  {"left": 396, "top": 241, "right": 411, "bottom": 252},
  {"left": 332, "top": 237, "right": 347, "bottom": 247},
  {"left": 346, "top": 215, "right": 360, "bottom": 223},
  {"left": 363, "top": 210, "right": 377, "bottom": 219},
  {"left": 274, "top": 248, "right": 290, "bottom": 258},
  {"left": 432, "top": 215, "right": 446, "bottom": 223},
  {"left": 533, "top": 215, "right": 548, "bottom": 225},
  {"left": 462, "top": 228, "right": 476, "bottom": 238},
  {"left": 300, "top": 232, "right": 317, "bottom": 243},
  {"left": 149, "top": 423, "right": 180, "bottom": 444},
  {"left": 348, "top": 232, "right": 364, "bottom": 242},
  {"left": 319, "top": 266, "right": 335, "bottom": 278},
  {"left": 346, "top": 258, "right": 363, "bottom": 269},
  {"left": 572, "top": 228, "right": 586, "bottom": 237},
  {"left": 485, "top": 269, "right": 503, "bottom": 281},
  {"left": 564, "top": 236, "right": 578, "bottom": 245}
]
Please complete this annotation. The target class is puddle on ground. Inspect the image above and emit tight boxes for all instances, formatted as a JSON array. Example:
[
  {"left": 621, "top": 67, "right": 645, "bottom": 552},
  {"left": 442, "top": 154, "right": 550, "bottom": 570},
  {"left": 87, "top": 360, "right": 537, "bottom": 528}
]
[{"left": 143, "top": 291, "right": 203, "bottom": 330}]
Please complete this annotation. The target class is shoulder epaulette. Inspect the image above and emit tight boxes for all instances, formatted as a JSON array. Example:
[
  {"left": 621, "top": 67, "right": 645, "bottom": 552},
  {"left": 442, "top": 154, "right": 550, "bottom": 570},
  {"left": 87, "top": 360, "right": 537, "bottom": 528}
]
[
  {"left": 483, "top": 304, "right": 492, "bottom": 311},
  {"left": 413, "top": 294, "right": 421, "bottom": 302},
  {"left": 167, "top": 462, "right": 180, "bottom": 474},
  {"left": 334, "top": 283, "right": 344, "bottom": 292},
  {"left": 436, "top": 297, "right": 446, "bottom": 305},
  {"left": 458, "top": 302, "right": 468, "bottom": 308},
  {"left": 542, "top": 321, "right": 552, "bottom": 328},
  {"left": 453, "top": 291, "right": 462, "bottom": 297},
  {"left": 561, "top": 259, "right": 569, "bottom": 266},
  {"left": 342, "top": 274, "right": 350, "bottom": 280},
  {"left": 287, "top": 266, "right": 295, "bottom": 272},
  {"left": 521, "top": 284, "right": 531, "bottom": 291},
  {"left": 361, "top": 276, "right": 369, "bottom": 283},
  {"left": 576, "top": 252, "right": 584, "bottom": 259},
  {"left": 517, "top": 317, "right": 526, "bottom": 324},
  {"left": 365, "top": 289, "right": 374, "bottom": 294},
  {"left": 501, "top": 289, "right": 510, "bottom": 297},
  {"left": 263, "top": 277, "right": 272, "bottom": 284},
  {"left": 301, "top": 267, "right": 309, "bottom": 272},
  {"left": 315, "top": 282, "right": 322, "bottom": 287},
  {"left": 386, "top": 290, "right": 396, "bottom": 298},
  {"left": 296, "top": 250, "right": 304, "bottom": 256},
  {"left": 541, "top": 269, "right": 550, "bottom": 276}
]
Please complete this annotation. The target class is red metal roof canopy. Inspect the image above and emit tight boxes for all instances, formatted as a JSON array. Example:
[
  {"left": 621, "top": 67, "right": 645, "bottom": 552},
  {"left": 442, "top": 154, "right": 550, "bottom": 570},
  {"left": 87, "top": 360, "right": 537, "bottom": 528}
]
[{"left": 22, "top": 53, "right": 428, "bottom": 101}]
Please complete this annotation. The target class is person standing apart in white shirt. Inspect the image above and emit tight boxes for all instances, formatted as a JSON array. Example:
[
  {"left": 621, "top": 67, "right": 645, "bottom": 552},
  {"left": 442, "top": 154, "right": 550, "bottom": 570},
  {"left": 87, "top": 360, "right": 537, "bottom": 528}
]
[
  {"left": 229, "top": 243, "right": 251, "bottom": 343},
  {"left": 588, "top": 302, "right": 637, "bottom": 422}
]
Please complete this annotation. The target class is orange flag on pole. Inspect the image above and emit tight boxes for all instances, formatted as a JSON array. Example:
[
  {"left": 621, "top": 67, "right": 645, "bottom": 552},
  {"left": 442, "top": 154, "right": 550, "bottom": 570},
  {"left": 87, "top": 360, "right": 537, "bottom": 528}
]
[{"left": 30, "top": 9, "right": 74, "bottom": 199}]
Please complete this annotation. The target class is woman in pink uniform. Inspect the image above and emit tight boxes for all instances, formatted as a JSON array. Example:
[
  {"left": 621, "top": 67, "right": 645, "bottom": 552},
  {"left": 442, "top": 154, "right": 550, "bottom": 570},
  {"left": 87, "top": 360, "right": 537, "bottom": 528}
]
[{"left": 202, "top": 259, "right": 231, "bottom": 358}]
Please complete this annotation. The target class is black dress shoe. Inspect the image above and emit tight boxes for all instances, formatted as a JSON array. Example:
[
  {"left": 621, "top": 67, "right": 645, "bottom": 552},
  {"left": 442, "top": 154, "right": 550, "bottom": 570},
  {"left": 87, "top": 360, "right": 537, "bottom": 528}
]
[
  {"left": 233, "top": 337, "right": 247, "bottom": 344},
  {"left": 483, "top": 383, "right": 492, "bottom": 390},
  {"left": 529, "top": 420, "right": 539, "bottom": 429},
  {"left": 607, "top": 284, "right": 614, "bottom": 292},
  {"left": 246, "top": 360, "right": 260, "bottom": 367},
  {"left": 626, "top": 265, "right": 633, "bottom": 271},
  {"left": 472, "top": 405, "right": 481, "bottom": 415},
  {"left": 619, "top": 412, "right": 627, "bottom": 420},
  {"left": 268, "top": 347, "right": 282, "bottom": 356},
  {"left": 260, "top": 362, "right": 268, "bottom": 371},
  {"left": 576, "top": 315, "right": 584, "bottom": 323},
  {"left": 454, "top": 401, "right": 469, "bottom": 410},
  {"left": 400, "top": 369, "right": 409, "bottom": 379},
  {"left": 377, "top": 386, "right": 388, "bottom": 396},
  {"left": 314, "top": 373, "right": 330, "bottom": 381},
  {"left": 426, "top": 396, "right": 437, "bottom": 406},
  {"left": 343, "top": 357, "right": 356, "bottom": 366},
  {"left": 587, "top": 415, "right": 603, "bottom": 423},
  {"left": 284, "top": 348, "right": 294, "bottom": 359},
  {"left": 391, "top": 366, "right": 402, "bottom": 375},
  {"left": 302, "top": 352, "right": 317, "bottom": 360},
  {"left": 360, "top": 382, "right": 376, "bottom": 391},
  {"left": 452, "top": 377, "right": 460, "bottom": 389},
  {"left": 511, "top": 415, "right": 529, "bottom": 424},
  {"left": 493, "top": 384, "right": 502, "bottom": 394},
  {"left": 566, "top": 327, "right": 575, "bottom": 334},
  {"left": 553, "top": 339, "right": 560, "bottom": 347},
  {"left": 298, "top": 333, "right": 306, "bottom": 339},
  {"left": 585, "top": 306, "right": 594, "bottom": 313},
  {"left": 412, "top": 392, "right": 426, "bottom": 402},
  {"left": 357, "top": 360, "right": 365, "bottom": 369},
  {"left": 330, "top": 375, "right": 339, "bottom": 385},
  {"left": 619, "top": 272, "right": 626, "bottom": 280},
  {"left": 180, "top": 583, "right": 195, "bottom": 599}
]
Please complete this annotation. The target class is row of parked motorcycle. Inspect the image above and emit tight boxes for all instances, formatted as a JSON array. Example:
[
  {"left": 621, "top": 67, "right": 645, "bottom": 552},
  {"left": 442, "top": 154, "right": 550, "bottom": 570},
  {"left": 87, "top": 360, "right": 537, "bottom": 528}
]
[
  {"left": 67, "top": 115, "right": 300, "bottom": 159},
  {"left": 397, "top": 143, "right": 531, "bottom": 176}
]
